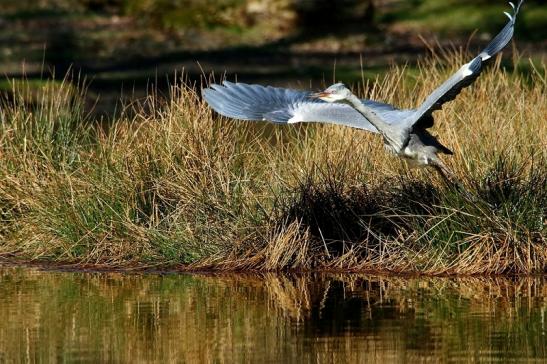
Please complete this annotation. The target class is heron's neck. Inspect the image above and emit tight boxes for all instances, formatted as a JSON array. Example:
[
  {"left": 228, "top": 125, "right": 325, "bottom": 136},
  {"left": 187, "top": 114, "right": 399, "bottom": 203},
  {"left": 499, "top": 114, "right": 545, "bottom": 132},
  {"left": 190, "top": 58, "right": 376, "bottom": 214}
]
[
  {"left": 345, "top": 93, "right": 409, "bottom": 152},
  {"left": 346, "top": 94, "right": 391, "bottom": 134}
]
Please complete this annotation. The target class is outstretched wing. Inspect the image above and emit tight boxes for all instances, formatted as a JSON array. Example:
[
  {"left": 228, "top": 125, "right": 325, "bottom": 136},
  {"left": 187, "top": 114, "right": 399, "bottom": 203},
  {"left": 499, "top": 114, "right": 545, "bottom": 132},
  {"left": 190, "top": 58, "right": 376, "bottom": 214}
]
[
  {"left": 203, "top": 81, "right": 411, "bottom": 133},
  {"left": 408, "top": 1, "right": 523, "bottom": 129}
]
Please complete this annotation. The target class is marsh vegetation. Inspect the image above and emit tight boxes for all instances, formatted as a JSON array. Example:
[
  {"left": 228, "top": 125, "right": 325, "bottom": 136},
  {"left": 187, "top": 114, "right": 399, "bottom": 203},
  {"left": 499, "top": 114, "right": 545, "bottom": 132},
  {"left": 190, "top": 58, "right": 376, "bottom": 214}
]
[{"left": 0, "top": 51, "right": 545, "bottom": 274}]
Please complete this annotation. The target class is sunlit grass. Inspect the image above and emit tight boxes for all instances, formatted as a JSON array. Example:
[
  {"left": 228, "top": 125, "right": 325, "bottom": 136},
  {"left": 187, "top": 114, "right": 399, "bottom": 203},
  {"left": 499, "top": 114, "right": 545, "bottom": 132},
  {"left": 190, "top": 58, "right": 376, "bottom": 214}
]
[{"left": 0, "top": 52, "right": 545, "bottom": 274}]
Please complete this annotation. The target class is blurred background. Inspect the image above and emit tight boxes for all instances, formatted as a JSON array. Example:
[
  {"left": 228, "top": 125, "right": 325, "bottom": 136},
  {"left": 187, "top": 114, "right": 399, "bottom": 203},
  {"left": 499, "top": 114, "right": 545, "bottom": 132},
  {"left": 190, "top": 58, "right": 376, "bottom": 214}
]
[{"left": 1, "top": 0, "right": 545, "bottom": 117}]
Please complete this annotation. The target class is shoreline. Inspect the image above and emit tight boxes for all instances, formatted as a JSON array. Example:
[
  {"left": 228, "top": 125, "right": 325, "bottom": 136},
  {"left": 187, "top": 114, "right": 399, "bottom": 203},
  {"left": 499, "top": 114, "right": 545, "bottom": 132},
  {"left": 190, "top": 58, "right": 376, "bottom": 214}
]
[{"left": 2, "top": 257, "right": 544, "bottom": 278}]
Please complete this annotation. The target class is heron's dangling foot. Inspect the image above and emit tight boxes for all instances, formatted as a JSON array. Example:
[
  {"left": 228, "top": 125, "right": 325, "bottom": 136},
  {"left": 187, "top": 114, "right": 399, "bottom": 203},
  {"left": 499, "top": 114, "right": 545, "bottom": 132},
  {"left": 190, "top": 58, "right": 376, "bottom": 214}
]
[{"left": 431, "top": 160, "right": 477, "bottom": 203}]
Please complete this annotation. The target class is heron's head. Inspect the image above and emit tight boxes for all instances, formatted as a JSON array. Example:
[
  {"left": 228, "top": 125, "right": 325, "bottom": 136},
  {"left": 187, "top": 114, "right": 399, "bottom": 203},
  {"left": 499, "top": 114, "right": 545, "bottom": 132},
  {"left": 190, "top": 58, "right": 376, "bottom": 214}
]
[{"left": 311, "top": 83, "right": 352, "bottom": 103}]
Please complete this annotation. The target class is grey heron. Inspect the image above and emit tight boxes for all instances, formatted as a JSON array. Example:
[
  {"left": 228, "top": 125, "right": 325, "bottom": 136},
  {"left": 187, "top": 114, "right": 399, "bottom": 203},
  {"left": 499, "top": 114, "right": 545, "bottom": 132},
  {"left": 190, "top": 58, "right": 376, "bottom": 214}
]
[{"left": 203, "top": 1, "right": 523, "bottom": 183}]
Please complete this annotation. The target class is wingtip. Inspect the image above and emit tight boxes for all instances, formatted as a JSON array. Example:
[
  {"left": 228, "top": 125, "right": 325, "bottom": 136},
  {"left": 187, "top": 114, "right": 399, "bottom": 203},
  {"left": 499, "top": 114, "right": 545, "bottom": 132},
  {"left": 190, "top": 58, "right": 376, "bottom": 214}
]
[
  {"left": 516, "top": 0, "right": 524, "bottom": 14},
  {"left": 201, "top": 87, "right": 219, "bottom": 108},
  {"left": 509, "top": 0, "right": 524, "bottom": 19},
  {"left": 201, "top": 87, "right": 213, "bottom": 98},
  {"left": 209, "top": 83, "right": 226, "bottom": 92},
  {"left": 202, "top": 85, "right": 226, "bottom": 104},
  {"left": 501, "top": 0, "right": 523, "bottom": 26}
]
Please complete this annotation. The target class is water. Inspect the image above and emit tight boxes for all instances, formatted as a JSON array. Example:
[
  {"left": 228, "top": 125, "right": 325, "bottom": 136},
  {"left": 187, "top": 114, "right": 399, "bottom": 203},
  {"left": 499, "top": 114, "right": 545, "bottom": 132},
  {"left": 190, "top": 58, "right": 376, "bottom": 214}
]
[{"left": 0, "top": 266, "right": 545, "bottom": 363}]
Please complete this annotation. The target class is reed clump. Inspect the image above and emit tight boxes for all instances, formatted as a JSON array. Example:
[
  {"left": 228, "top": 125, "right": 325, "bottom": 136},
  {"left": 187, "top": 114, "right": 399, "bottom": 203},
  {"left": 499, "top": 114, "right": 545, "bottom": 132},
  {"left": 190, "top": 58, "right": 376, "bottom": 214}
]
[{"left": 0, "top": 53, "right": 545, "bottom": 274}]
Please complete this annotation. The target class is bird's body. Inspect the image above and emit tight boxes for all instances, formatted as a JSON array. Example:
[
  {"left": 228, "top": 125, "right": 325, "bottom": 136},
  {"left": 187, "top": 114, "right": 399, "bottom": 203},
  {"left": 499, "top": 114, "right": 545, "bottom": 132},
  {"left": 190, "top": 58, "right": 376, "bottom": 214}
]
[
  {"left": 400, "top": 132, "right": 453, "bottom": 166},
  {"left": 315, "top": 86, "right": 453, "bottom": 173},
  {"left": 202, "top": 1, "right": 523, "bottom": 181}
]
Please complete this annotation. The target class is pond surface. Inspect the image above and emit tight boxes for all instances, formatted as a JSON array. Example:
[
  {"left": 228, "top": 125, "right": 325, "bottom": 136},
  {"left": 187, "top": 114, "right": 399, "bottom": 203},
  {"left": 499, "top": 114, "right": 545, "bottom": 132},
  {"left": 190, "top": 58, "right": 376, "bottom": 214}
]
[{"left": 0, "top": 266, "right": 545, "bottom": 363}]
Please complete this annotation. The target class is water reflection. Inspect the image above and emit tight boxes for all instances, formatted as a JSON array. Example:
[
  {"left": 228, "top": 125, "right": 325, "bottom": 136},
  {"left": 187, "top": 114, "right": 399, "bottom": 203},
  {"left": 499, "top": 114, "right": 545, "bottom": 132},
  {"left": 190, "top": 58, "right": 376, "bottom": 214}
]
[{"left": 0, "top": 267, "right": 545, "bottom": 363}]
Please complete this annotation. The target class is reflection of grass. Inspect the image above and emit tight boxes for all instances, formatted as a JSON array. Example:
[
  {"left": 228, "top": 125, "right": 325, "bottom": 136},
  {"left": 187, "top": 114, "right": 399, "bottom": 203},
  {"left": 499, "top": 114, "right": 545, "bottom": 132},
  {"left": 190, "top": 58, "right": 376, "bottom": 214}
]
[
  {"left": 0, "top": 268, "right": 545, "bottom": 362},
  {"left": 0, "top": 53, "right": 545, "bottom": 273}
]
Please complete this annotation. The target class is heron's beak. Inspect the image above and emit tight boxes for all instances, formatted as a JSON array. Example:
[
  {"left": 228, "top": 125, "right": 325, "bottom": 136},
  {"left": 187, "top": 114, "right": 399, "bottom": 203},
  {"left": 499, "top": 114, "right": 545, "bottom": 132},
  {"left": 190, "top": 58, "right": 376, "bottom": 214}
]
[{"left": 310, "top": 91, "right": 330, "bottom": 99}]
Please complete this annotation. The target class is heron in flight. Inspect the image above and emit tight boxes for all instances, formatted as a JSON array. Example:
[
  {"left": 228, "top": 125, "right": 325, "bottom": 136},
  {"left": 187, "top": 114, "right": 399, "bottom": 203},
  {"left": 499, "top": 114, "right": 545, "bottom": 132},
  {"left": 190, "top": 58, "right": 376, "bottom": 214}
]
[{"left": 203, "top": 1, "right": 523, "bottom": 183}]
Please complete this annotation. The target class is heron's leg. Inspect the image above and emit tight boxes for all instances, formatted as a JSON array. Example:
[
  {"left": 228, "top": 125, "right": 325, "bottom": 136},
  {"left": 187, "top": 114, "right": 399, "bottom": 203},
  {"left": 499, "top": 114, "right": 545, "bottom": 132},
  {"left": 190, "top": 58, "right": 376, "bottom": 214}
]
[
  {"left": 431, "top": 159, "right": 477, "bottom": 202},
  {"left": 431, "top": 160, "right": 457, "bottom": 186}
]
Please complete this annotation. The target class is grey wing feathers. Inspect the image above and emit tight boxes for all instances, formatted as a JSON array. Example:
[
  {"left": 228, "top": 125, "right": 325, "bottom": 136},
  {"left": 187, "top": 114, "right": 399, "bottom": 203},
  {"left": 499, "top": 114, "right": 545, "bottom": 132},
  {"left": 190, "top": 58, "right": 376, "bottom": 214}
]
[
  {"left": 203, "top": 81, "right": 306, "bottom": 122},
  {"left": 203, "top": 81, "right": 409, "bottom": 133},
  {"left": 409, "top": 1, "right": 523, "bottom": 128},
  {"left": 479, "top": 0, "right": 523, "bottom": 61},
  {"left": 411, "top": 57, "right": 483, "bottom": 127}
]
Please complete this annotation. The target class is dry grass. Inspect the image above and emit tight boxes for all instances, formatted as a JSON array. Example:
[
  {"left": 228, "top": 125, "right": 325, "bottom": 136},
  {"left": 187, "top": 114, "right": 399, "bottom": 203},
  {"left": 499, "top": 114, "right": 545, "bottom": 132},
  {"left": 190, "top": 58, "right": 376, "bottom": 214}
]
[{"left": 0, "top": 52, "right": 545, "bottom": 274}]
